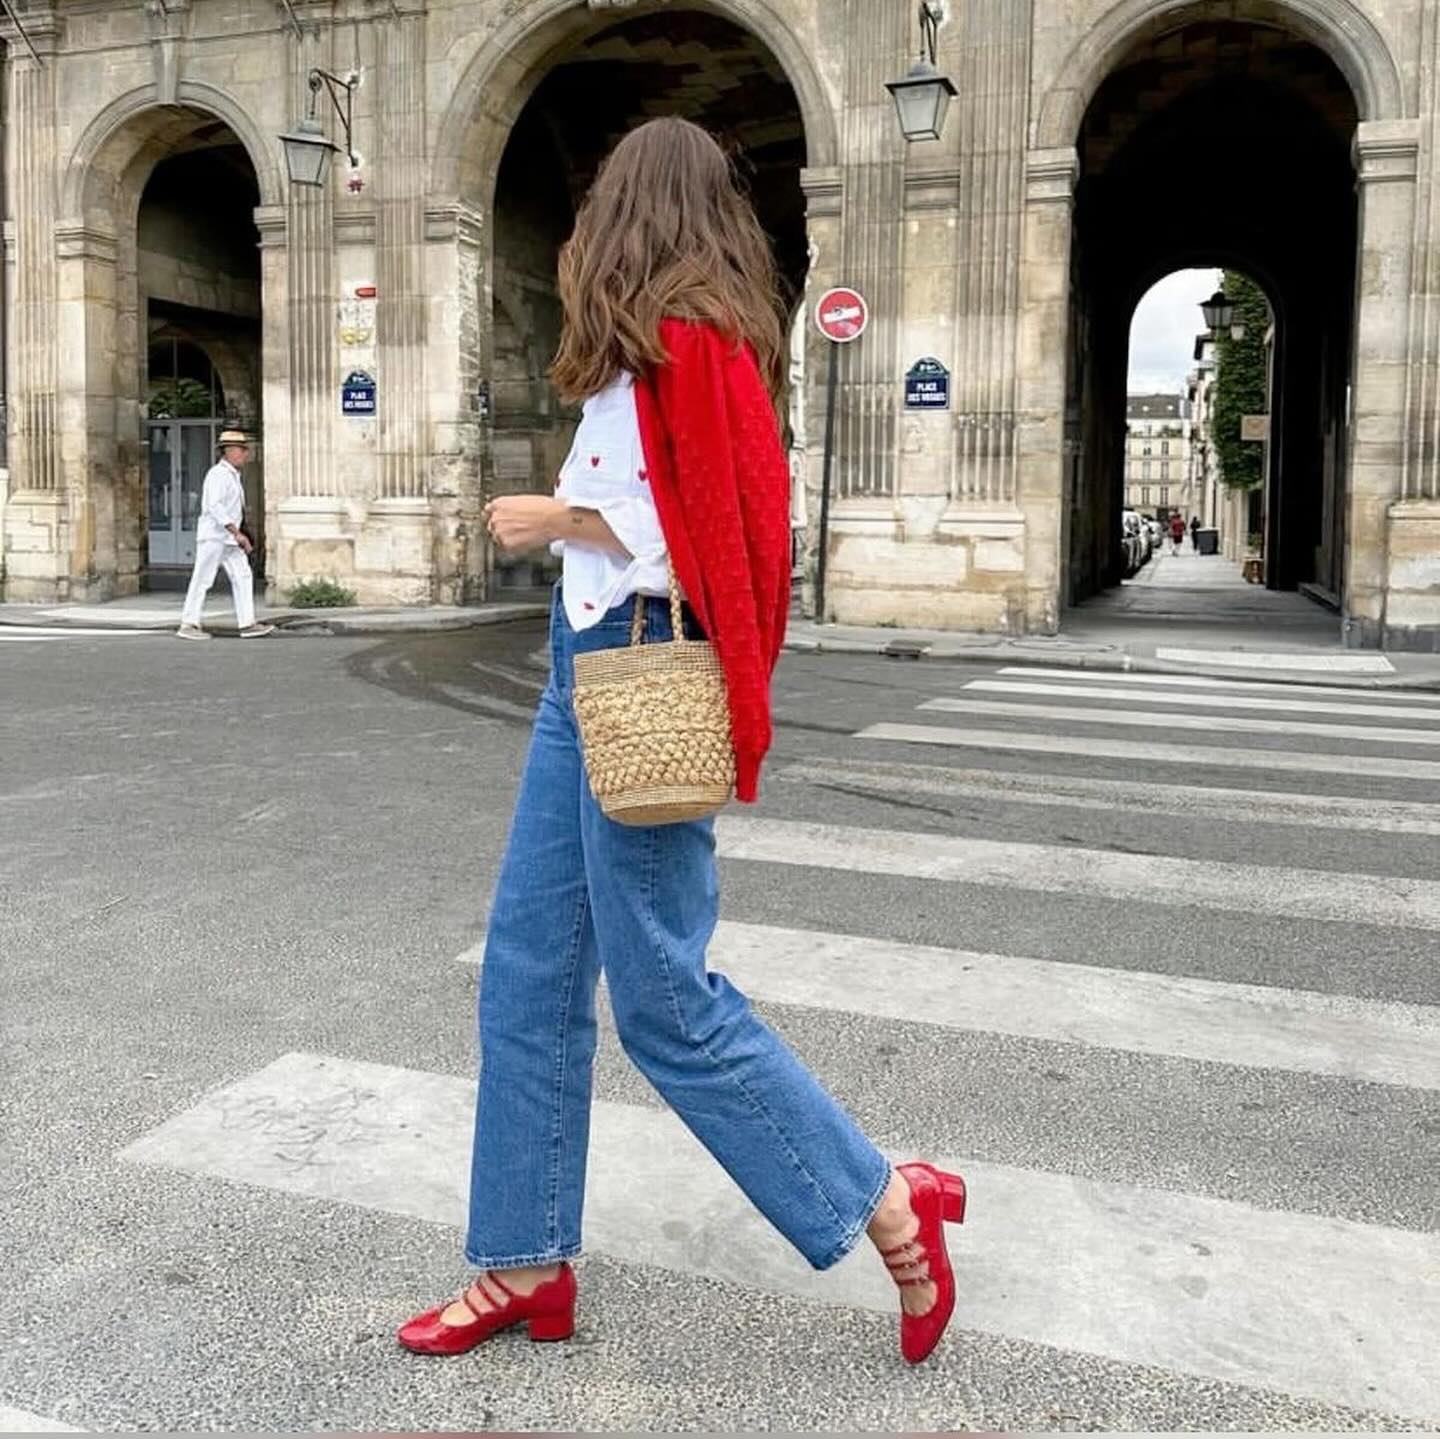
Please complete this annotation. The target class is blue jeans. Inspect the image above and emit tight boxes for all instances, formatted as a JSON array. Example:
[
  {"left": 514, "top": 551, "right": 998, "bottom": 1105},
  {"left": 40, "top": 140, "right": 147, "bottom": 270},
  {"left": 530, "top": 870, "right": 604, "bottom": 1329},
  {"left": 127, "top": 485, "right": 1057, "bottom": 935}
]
[{"left": 465, "top": 589, "right": 890, "bottom": 1271}]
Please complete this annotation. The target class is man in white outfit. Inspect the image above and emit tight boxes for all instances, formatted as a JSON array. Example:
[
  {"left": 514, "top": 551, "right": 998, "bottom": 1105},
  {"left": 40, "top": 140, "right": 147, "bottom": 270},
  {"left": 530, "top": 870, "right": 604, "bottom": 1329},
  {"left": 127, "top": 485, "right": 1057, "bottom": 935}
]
[{"left": 177, "top": 430, "right": 273, "bottom": 640}]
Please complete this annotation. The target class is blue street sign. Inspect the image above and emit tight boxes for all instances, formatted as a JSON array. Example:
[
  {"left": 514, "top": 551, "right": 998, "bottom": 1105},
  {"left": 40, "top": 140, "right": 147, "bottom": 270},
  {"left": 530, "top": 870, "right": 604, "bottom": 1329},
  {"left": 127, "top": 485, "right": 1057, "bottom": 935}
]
[
  {"left": 904, "top": 356, "right": 950, "bottom": 409},
  {"left": 341, "top": 369, "right": 376, "bottom": 417}
]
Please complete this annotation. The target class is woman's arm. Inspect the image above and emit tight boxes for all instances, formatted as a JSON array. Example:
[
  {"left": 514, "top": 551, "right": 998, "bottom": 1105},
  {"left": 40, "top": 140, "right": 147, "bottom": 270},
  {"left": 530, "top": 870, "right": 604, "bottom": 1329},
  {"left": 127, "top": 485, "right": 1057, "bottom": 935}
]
[{"left": 483, "top": 494, "right": 629, "bottom": 556}]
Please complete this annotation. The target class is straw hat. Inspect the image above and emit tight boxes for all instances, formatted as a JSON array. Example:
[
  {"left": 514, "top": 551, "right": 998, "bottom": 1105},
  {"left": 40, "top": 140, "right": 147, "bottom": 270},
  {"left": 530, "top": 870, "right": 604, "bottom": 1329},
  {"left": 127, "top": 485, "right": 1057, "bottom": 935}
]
[{"left": 217, "top": 429, "right": 253, "bottom": 451}]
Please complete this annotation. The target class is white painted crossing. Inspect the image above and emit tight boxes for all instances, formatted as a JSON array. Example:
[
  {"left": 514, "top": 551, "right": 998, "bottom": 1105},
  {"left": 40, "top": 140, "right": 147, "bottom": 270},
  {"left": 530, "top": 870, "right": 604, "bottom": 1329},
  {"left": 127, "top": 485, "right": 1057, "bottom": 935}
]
[
  {"left": 779, "top": 756, "right": 1440, "bottom": 835},
  {"left": 965, "top": 677, "right": 1440, "bottom": 723},
  {"left": 996, "top": 665, "right": 1440, "bottom": 705},
  {"left": 918, "top": 696, "right": 1440, "bottom": 748},
  {"left": 1153, "top": 647, "right": 1395, "bottom": 674},
  {"left": 0, "top": 625, "right": 157, "bottom": 642},
  {"left": 120, "top": 1051, "right": 1440, "bottom": 1418},
  {"left": 0, "top": 1406, "right": 85, "bottom": 1433},
  {"left": 94, "top": 659, "right": 1440, "bottom": 1428},
  {"left": 858, "top": 722, "right": 1440, "bottom": 779},
  {"left": 457, "top": 919, "right": 1440, "bottom": 1089},
  {"left": 714, "top": 815, "right": 1440, "bottom": 930}
]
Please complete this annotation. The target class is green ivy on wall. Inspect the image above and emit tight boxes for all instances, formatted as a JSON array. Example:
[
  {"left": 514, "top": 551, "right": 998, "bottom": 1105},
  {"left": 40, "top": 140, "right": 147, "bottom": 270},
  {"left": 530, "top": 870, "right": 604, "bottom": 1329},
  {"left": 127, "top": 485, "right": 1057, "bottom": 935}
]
[{"left": 1212, "top": 271, "right": 1270, "bottom": 490}]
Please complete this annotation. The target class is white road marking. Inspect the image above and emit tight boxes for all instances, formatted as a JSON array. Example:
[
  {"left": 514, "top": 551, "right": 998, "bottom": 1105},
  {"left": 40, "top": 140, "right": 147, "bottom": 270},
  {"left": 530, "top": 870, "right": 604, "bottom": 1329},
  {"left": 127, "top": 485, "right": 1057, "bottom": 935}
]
[
  {"left": 0, "top": 625, "right": 157, "bottom": 640},
  {"left": 120, "top": 1051, "right": 1440, "bottom": 1418},
  {"left": 919, "top": 697, "right": 1440, "bottom": 748},
  {"left": 1154, "top": 647, "right": 1395, "bottom": 674},
  {"left": 858, "top": 723, "right": 1440, "bottom": 781},
  {"left": 996, "top": 666, "right": 1440, "bottom": 705},
  {"left": 965, "top": 678, "right": 1440, "bottom": 724},
  {"left": 714, "top": 815, "right": 1440, "bottom": 930},
  {"left": 456, "top": 919, "right": 1440, "bottom": 1090},
  {"left": 780, "top": 756, "right": 1440, "bottom": 835},
  {"left": 0, "top": 1406, "right": 85, "bottom": 1432}
]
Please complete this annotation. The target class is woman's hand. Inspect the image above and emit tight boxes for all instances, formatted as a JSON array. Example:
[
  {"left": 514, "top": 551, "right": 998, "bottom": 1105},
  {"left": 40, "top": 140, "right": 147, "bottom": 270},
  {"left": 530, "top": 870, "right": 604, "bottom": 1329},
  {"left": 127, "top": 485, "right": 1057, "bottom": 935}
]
[{"left": 483, "top": 495, "right": 565, "bottom": 554}]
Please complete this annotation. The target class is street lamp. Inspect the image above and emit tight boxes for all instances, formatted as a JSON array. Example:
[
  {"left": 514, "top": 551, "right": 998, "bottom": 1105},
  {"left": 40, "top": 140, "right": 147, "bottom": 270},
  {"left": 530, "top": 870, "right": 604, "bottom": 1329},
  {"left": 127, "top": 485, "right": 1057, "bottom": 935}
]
[
  {"left": 280, "top": 68, "right": 359, "bottom": 188},
  {"left": 886, "top": 2, "right": 958, "bottom": 142},
  {"left": 1201, "top": 289, "right": 1246, "bottom": 341}
]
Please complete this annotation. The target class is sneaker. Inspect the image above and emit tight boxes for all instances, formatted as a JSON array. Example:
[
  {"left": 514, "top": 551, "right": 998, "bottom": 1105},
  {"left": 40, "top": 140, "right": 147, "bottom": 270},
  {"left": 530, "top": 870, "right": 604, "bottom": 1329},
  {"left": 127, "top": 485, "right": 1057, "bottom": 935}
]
[
  {"left": 176, "top": 624, "right": 211, "bottom": 641},
  {"left": 240, "top": 623, "right": 275, "bottom": 639}
]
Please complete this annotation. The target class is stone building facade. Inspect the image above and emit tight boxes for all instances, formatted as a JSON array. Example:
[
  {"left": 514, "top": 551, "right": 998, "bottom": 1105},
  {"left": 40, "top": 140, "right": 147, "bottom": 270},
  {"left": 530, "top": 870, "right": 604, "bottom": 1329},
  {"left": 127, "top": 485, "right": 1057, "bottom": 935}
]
[
  {"left": 1, "top": 0, "right": 1437, "bottom": 647},
  {"left": 1123, "top": 393, "right": 1190, "bottom": 520}
]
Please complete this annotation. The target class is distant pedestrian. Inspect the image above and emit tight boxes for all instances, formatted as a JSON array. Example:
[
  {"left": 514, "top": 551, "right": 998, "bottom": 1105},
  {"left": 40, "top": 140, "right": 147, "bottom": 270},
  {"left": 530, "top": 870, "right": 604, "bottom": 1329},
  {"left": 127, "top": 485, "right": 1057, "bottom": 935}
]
[
  {"left": 1168, "top": 511, "right": 1186, "bottom": 554},
  {"left": 396, "top": 116, "right": 966, "bottom": 1369},
  {"left": 177, "top": 430, "right": 273, "bottom": 640},
  {"left": 1190, "top": 515, "right": 1202, "bottom": 552}
]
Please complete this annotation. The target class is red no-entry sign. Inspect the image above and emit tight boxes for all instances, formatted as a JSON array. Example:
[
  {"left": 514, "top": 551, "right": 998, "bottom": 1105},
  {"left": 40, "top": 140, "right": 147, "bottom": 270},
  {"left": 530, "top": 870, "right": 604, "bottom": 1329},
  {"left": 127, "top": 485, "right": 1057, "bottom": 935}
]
[{"left": 815, "top": 286, "right": 869, "bottom": 343}]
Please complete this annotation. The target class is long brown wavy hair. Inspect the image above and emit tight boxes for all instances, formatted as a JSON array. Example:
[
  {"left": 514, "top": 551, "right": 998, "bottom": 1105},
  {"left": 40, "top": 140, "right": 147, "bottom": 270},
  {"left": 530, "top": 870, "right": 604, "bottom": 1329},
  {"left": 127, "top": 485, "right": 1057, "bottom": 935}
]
[{"left": 549, "top": 116, "right": 785, "bottom": 404}]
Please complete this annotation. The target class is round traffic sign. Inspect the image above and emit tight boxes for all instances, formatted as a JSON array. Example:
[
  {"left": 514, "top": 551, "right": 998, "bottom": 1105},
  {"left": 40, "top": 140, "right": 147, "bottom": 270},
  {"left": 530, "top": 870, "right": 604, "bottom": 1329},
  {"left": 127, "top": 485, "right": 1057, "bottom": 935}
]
[{"left": 815, "top": 286, "right": 869, "bottom": 343}]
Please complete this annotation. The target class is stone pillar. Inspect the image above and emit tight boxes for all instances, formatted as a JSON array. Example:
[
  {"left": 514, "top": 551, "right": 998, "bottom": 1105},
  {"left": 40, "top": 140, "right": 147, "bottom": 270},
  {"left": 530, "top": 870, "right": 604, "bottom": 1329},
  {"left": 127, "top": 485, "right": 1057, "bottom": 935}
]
[
  {"left": 2, "top": 9, "right": 65, "bottom": 599},
  {"left": 1346, "top": 119, "right": 1421, "bottom": 646},
  {"left": 273, "top": 33, "right": 344, "bottom": 596},
  {"left": 255, "top": 204, "right": 289, "bottom": 596},
  {"left": 425, "top": 200, "right": 486, "bottom": 603},
  {"left": 1014, "top": 146, "right": 1078, "bottom": 635}
]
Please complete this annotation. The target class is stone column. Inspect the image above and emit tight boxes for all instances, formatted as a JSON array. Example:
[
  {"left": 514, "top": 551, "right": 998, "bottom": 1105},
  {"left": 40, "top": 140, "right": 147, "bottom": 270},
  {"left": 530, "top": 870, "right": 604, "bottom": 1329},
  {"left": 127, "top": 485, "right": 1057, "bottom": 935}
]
[
  {"left": 1347, "top": 119, "right": 1421, "bottom": 646},
  {"left": 1013, "top": 146, "right": 1078, "bottom": 635},
  {"left": 255, "top": 204, "right": 289, "bottom": 596},
  {"left": 1, "top": 9, "right": 65, "bottom": 599},
  {"left": 424, "top": 200, "right": 486, "bottom": 603},
  {"left": 368, "top": 8, "right": 435, "bottom": 600}
]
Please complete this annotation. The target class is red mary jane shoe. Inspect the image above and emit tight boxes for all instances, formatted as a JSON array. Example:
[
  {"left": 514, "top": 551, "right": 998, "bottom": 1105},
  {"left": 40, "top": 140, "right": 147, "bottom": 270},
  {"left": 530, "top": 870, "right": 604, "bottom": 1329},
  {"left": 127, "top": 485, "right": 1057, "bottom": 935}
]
[
  {"left": 396, "top": 1264, "right": 577, "bottom": 1355},
  {"left": 883, "top": 1162, "right": 967, "bottom": 1364}
]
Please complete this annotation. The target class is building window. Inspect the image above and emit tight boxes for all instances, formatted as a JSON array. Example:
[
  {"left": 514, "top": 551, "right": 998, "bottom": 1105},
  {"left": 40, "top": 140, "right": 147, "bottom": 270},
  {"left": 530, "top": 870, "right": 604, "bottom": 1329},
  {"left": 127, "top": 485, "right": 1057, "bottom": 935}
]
[
  {"left": 1142, "top": 461, "right": 1152, "bottom": 479},
  {"left": 1161, "top": 462, "right": 1170, "bottom": 480},
  {"left": 1142, "top": 445, "right": 1152, "bottom": 456},
  {"left": 1141, "top": 487, "right": 1151, "bottom": 505},
  {"left": 1159, "top": 487, "right": 1169, "bottom": 507},
  {"left": 1161, "top": 440, "right": 1170, "bottom": 455}
]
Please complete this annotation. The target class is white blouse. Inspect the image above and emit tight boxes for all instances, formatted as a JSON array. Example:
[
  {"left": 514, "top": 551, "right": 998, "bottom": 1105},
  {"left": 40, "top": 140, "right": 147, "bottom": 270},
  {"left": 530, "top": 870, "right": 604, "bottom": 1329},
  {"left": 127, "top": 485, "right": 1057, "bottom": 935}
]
[{"left": 551, "top": 371, "right": 670, "bottom": 632}]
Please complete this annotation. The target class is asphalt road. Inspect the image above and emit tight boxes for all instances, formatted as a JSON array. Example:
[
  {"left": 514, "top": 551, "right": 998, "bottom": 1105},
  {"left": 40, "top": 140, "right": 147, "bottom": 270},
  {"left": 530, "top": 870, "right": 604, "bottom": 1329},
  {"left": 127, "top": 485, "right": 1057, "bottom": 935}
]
[{"left": 2, "top": 618, "right": 1437, "bottom": 1432}]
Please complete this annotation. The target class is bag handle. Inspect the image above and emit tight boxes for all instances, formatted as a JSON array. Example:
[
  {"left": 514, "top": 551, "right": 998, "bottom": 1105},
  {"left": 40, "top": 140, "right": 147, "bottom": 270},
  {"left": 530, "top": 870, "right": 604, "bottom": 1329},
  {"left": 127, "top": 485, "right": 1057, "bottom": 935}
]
[{"left": 628, "top": 562, "right": 685, "bottom": 647}]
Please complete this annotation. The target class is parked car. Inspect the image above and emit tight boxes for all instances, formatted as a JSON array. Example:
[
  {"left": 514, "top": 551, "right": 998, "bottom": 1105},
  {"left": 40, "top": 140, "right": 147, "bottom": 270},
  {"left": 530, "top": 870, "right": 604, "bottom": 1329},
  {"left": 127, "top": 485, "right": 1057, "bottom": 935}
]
[{"left": 1120, "top": 509, "right": 1148, "bottom": 576}]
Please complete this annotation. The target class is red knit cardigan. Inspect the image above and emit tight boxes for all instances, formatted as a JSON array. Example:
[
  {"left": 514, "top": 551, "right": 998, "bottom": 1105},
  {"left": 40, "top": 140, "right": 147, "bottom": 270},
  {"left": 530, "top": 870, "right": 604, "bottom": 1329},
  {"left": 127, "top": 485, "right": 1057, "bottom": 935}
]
[{"left": 632, "top": 318, "right": 791, "bottom": 803}]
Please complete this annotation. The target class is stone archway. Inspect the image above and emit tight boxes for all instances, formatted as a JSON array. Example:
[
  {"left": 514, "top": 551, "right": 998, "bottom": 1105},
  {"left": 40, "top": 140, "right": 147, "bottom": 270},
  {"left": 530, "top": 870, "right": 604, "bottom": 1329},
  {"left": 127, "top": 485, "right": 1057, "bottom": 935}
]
[
  {"left": 55, "top": 97, "right": 269, "bottom": 596},
  {"left": 430, "top": 0, "right": 818, "bottom": 598},
  {"left": 1016, "top": 1, "right": 1412, "bottom": 643}
]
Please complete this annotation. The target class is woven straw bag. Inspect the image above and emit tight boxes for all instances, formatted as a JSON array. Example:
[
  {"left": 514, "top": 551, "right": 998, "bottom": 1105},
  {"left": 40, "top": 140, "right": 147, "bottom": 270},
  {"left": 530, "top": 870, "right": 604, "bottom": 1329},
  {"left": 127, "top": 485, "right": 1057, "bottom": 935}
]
[{"left": 572, "top": 569, "right": 734, "bottom": 826}]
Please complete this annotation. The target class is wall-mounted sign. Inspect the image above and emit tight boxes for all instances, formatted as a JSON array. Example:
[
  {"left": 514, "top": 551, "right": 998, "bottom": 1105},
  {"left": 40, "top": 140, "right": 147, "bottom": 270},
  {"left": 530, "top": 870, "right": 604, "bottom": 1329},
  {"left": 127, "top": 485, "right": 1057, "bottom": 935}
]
[
  {"left": 1240, "top": 413, "right": 1269, "bottom": 442},
  {"left": 904, "top": 356, "right": 950, "bottom": 409},
  {"left": 341, "top": 369, "right": 376, "bottom": 417},
  {"left": 338, "top": 282, "right": 377, "bottom": 346},
  {"left": 815, "top": 286, "right": 869, "bottom": 343}
]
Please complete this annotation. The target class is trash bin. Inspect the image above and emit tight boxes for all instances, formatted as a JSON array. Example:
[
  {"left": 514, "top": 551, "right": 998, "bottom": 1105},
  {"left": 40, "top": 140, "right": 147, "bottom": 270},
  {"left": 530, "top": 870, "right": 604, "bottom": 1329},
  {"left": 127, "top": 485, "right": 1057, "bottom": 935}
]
[{"left": 1196, "top": 526, "right": 1219, "bottom": 556}]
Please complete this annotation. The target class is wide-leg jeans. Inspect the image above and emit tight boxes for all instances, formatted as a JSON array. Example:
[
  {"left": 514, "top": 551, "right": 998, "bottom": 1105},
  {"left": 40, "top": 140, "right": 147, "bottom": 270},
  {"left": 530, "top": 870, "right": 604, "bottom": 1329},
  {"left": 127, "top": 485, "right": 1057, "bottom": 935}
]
[{"left": 465, "top": 589, "right": 890, "bottom": 1271}]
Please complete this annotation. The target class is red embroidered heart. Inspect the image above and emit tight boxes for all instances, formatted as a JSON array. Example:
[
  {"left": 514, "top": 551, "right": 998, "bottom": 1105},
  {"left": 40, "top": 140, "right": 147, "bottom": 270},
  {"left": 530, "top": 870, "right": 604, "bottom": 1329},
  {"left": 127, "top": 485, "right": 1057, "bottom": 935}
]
[
  {"left": 638, "top": 469, "right": 649, "bottom": 482},
  {"left": 590, "top": 455, "right": 601, "bottom": 467},
  {"left": 582, "top": 601, "right": 596, "bottom": 611}
]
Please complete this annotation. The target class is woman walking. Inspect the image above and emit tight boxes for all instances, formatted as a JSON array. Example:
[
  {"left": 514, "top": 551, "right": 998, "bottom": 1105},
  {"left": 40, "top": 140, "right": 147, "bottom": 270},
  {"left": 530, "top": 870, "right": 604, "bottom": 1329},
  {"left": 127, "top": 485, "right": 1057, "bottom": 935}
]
[{"left": 397, "top": 116, "right": 966, "bottom": 1367}]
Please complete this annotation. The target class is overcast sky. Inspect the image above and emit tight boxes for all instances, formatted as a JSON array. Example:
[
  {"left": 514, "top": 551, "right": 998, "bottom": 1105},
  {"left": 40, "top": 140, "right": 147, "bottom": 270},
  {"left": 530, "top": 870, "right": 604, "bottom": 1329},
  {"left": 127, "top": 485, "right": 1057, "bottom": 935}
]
[{"left": 1128, "top": 268, "right": 1220, "bottom": 396}]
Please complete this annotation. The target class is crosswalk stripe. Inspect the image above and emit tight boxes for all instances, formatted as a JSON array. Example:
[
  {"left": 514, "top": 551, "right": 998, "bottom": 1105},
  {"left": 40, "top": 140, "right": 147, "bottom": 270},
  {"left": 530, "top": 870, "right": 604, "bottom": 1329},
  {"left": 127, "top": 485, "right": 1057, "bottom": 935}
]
[
  {"left": 458, "top": 920, "right": 1439, "bottom": 1089},
  {"left": 715, "top": 815, "right": 1440, "bottom": 930},
  {"left": 919, "top": 697, "right": 1440, "bottom": 748},
  {"left": 0, "top": 1406, "right": 85, "bottom": 1433},
  {"left": 965, "top": 678, "right": 1440, "bottom": 723},
  {"left": 859, "top": 723, "right": 1440, "bottom": 781},
  {"left": 1154, "top": 647, "right": 1395, "bottom": 674},
  {"left": 119, "top": 1051, "right": 1440, "bottom": 1418},
  {"left": 779, "top": 756, "right": 1440, "bottom": 835},
  {"left": 996, "top": 666, "right": 1440, "bottom": 705}
]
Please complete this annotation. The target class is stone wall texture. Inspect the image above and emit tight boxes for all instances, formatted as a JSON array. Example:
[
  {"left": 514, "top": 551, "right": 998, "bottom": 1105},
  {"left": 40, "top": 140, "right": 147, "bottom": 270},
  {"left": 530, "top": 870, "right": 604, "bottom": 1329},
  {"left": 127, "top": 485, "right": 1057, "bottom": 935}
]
[{"left": 0, "top": 0, "right": 1433, "bottom": 646}]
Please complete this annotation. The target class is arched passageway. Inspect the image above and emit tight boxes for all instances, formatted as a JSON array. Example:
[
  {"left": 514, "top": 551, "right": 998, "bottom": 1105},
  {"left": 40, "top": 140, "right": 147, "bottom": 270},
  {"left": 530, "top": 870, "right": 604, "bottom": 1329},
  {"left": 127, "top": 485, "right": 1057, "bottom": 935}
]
[
  {"left": 1064, "top": 19, "right": 1359, "bottom": 611},
  {"left": 482, "top": 8, "right": 808, "bottom": 591}
]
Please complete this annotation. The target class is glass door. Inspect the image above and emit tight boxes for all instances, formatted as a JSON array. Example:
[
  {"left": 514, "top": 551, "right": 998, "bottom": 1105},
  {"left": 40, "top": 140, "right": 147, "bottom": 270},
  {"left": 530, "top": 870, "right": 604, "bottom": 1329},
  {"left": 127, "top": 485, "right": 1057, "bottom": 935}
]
[
  {"left": 147, "top": 423, "right": 179, "bottom": 566},
  {"left": 147, "top": 420, "right": 215, "bottom": 568}
]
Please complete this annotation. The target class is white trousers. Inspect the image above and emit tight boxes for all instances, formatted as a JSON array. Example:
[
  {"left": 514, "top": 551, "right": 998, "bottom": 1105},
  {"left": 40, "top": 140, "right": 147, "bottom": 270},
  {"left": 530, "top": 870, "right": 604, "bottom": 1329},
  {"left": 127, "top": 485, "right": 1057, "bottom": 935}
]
[{"left": 181, "top": 540, "right": 254, "bottom": 628}]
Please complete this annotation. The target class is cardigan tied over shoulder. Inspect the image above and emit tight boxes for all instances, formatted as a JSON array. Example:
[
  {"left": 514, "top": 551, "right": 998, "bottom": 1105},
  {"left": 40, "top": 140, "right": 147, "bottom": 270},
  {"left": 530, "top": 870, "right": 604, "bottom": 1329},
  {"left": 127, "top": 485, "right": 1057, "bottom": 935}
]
[{"left": 632, "top": 318, "right": 791, "bottom": 803}]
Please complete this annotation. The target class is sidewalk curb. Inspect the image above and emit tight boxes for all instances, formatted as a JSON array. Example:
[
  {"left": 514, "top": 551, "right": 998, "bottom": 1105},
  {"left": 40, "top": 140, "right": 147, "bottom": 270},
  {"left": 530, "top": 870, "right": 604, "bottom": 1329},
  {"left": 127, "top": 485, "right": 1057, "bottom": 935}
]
[
  {"left": 780, "top": 636, "right": 1440, "bottom": 692},
  {"left": 0, "top": 603, "right": 550, "bottom": 637}
]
